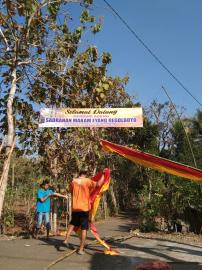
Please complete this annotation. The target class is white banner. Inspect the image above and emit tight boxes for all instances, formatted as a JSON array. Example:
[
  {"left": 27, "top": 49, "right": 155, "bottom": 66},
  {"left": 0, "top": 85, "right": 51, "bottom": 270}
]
[{"left": 39, "top": 108, "right": 143, "bottom": 128}]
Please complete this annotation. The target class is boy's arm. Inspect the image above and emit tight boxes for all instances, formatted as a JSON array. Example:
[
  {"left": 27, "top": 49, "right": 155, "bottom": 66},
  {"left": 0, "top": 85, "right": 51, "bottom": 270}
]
[{"left": 38, "top": 194, "right": 51, "bottom": 202}]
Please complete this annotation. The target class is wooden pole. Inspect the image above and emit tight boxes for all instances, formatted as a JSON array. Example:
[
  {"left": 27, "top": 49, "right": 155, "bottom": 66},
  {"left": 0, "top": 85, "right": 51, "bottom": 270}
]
[
  {"left": 44, "top": 248, "right": 77, "bottom": 270},
  {"left": 65, "top": 195, "right": 68, "bottom": 230},
  {"left": 68, "top": 193, "right": 72, "bottom": 222}
]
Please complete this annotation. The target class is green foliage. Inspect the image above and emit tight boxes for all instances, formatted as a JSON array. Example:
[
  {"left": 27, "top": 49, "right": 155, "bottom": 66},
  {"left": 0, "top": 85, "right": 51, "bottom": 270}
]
[
  {"left": 135, "top": 108, "right": 202, "bottom": 232},
  {"left": 91, "top": 23, "right": 102, "bottom": 34},
  {"left": 17, "top": 0, "right": 38, "bottom": 16},
  {"left": 3, "top": 188, "right": 15, "bottom": 228},
  {"left": 139, "top": 214, "right": 157, "bottom": 232},
  {"left": 101, "top": 52, "right": 112, "bottom": 64}
]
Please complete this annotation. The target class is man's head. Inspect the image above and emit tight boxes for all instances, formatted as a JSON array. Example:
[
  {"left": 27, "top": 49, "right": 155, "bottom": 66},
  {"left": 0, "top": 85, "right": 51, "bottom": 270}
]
[
  {"left": 79, "top": 170, "right": 88, "bottom": 177},
  {"left": 41, "top": 180, "right": 50, "bottom": 190}
]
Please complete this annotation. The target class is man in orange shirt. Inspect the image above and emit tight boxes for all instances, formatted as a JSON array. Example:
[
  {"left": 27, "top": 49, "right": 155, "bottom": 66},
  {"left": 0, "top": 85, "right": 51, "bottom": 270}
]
[{"left": 63, "top": 169, "right": 105, "bottom": 255}]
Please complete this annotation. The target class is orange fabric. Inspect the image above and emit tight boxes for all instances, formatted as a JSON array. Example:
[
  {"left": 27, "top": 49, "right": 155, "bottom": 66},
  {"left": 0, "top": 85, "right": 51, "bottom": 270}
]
[
  {"left": 101, "top": 139, "right": 202, "bottom": 182},
  {"left": 71, "top": 177, "right": 96, "bottom": 212}
]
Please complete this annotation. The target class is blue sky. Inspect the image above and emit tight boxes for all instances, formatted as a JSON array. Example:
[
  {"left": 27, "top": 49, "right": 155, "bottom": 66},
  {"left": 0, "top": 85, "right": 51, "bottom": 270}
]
[{"left": 68, "top": 0, "right": 202, "bottom": 117}]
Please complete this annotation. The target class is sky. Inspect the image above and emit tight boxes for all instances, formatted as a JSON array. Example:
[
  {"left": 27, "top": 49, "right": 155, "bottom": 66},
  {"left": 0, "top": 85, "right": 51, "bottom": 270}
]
[{"left": 68, "top": 0, "right": 202, "bottom": 117}]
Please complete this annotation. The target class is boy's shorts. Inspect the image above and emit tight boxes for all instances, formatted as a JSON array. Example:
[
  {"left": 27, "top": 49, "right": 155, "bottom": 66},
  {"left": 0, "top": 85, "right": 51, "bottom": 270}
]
[
  {"left": 70, "top": 211, "right": 89, "bottom": 230},
  {"left": 36, "top": 212, "right": 50, "bottom": 229}
]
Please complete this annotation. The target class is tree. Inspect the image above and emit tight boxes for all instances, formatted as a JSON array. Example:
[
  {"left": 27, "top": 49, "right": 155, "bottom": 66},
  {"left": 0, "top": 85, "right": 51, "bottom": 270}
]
[
  {"left": 0, "top": 0, "right": 94, "bottom": 223},
  {"left": 8, "top": 1, "right": 131, "bottom": 181},
  {"left": 192, "top": 110, "right": 202, "bottom": 168}
]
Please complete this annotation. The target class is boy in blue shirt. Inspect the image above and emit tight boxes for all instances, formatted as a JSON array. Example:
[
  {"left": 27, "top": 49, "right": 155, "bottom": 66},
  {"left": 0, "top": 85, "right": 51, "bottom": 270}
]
[{"left": 35, "top": 180, "right": 67, "bottom": 239}]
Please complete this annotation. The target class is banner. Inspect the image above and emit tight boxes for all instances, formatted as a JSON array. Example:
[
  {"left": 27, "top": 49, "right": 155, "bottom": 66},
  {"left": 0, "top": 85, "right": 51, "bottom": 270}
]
[
  {"left": 39, "top": 108, "right": 143, "bottom": 128},
  {"left": 101, "top": 139, "right": 202, "bottom": 182}
]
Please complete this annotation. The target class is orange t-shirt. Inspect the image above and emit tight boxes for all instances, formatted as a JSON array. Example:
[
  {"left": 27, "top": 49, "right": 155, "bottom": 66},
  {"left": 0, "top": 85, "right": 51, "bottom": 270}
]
[{"left": 70, "top": 177, "right": 96, "bottom": 212}]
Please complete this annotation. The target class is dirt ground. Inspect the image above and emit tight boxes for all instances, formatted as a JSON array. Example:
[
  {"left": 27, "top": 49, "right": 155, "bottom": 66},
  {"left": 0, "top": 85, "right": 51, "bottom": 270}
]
[{"left": 0, "top": 212, "right": 202, "bottom": 270}]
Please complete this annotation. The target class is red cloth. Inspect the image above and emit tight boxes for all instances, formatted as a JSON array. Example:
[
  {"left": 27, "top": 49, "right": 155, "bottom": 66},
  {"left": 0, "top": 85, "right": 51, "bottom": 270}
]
[{"left": 135, "top": 261, "right": 172, "bottom": 270}]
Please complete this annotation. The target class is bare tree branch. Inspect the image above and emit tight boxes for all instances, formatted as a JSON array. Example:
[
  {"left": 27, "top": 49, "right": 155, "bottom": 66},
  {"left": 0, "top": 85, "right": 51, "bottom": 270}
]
[
  {"left": 0, "top": 26, "right": 10, "bottom": 52},
  {"left": 18, "top": 60, "right": 32, "bottom": 66},
  {"left": 0, "top": 137, "right": 5, "bottom": 154}
]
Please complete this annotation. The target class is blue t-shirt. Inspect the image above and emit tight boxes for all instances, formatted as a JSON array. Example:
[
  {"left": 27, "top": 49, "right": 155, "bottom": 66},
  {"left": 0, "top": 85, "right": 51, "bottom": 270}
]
[{"left": 36, "top": 188, "right": 54, "bottom": 213}]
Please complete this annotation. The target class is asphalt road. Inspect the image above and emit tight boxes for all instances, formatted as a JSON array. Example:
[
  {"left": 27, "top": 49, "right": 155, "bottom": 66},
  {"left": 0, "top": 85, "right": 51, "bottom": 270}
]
[{"left": 0, "top": 214, "right": 202, "bottom": 270}]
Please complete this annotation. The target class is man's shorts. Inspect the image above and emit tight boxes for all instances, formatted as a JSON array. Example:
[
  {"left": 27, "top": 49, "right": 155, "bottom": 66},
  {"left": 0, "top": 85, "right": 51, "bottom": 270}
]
[
  {"left": 70, "top": 211, "right": 89, "bottom": 230},
  {"left": 36, "top": 212, "right": 50, "bottom": 229}
]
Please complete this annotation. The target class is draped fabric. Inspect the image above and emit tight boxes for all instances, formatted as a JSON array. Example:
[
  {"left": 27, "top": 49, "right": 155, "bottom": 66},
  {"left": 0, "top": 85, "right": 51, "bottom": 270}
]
[
  {"left": 90, "top": 169, "right": 111, "bottom": 222},
  {"left": 90, "top": 168, "right": 119, "bottom": 254},
  {"left": 100, "top": 140, "right": 202, "bottom": 183}
]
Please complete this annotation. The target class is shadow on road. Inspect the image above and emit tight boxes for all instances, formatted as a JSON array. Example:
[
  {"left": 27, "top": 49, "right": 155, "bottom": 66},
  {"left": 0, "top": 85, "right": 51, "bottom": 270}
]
[
  {"left": 90, "top": 252, "right": 202, "bottom": 270},
  {"left": 38, "top": 237, "right": 77, "bottom": 252}
]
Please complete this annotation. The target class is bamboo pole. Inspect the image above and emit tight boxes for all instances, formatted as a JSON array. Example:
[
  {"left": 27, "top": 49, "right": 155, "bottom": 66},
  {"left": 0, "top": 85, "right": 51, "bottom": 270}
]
[
  {"left": 44, "top": 229, "right": 140, "bottom": 270},
  {"left": 44, "top": 239, "right": 98, "bottom": 270},
  {"left": 44, "top": 248, "right": 77, "bottom": 270}
]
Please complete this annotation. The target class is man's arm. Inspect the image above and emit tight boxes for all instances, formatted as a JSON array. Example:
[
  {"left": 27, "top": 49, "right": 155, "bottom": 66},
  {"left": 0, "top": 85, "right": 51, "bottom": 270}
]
[
  {"left": 53, "top": 192, "right": 68, "bottom": 199},
  {"left": 96, "top": 173, "right": 105, "bottom": 188}
]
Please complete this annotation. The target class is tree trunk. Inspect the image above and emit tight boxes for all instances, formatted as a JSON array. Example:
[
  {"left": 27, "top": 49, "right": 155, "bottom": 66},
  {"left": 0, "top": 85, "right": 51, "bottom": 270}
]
[
  {"left": 102, "top": 194, "right": 107, "bottom": 219},
  {"left": 109, "top": 184, "right": 118, "bottom": 214},
  {"left": 0, "top": 67, "right": 16, "bottom": 222},
  {"left": 148, "top": 177, "right": 152, "bottom": 201},
  {"left": 51, "top": 130, "right": 60, "bottom": 234},
  {"left": 11, "top": 162, "right": 15, "bottom": 189}
]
